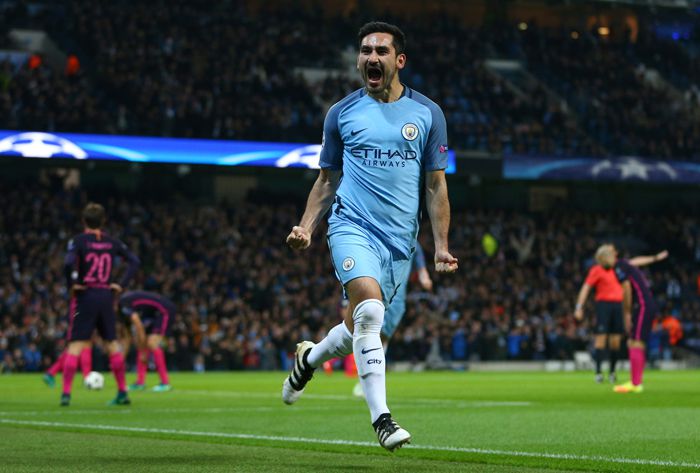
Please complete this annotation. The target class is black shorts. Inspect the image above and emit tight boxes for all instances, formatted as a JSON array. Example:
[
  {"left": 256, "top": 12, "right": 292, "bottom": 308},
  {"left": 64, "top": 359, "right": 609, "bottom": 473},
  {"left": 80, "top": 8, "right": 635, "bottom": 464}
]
[
  {"left": 631, "top": 299, "right": 657, "bottom": 342},
  {"left": 68, "top": 289, "right": 116, "bottom": 341},
  {"left": 594, "top": 301, "right": 624, "bottom": 335},
  {"left": 140, "top": 307, "right": 170, "bottom": 336}
]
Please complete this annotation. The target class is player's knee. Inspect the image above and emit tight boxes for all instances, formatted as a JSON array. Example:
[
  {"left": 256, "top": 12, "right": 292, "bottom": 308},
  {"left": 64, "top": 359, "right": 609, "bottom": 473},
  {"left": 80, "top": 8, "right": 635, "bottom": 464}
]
[
  {"left": 352, "top": 299, "right": 384, "bottom": 336},
  {"left": 147, "top": 337, "right": 160, "bottom": 350}
]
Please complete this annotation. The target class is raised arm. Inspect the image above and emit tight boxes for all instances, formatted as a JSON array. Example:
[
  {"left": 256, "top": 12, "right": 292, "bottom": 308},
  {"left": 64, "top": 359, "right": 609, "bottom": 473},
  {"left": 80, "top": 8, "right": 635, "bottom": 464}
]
[
  {"left": 425, "top": 170, "right": 457, "bottom": 273},
  {"left": 629, "top": 250, "right": 668, "bottom": 267},
  {"left": 287, "top": 169, "right": 342, "bottom": 250}
]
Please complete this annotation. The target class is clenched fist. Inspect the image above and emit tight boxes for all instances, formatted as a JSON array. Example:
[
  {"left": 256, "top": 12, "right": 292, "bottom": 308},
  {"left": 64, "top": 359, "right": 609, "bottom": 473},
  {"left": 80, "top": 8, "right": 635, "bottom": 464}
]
[
  {"left": 286, "top": 226, "right": 311, "bottom": 250},
  {"left": 435, "top": 250, "right": 458, "bottom": 273}
]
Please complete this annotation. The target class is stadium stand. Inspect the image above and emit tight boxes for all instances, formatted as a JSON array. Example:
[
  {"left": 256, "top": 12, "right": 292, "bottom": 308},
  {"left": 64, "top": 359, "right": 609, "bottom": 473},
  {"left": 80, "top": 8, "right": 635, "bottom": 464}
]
[
  {"left": 2, "top": 2, "right": 697, "bottom": 158},
  {"left": 0, "top": 182, "right": 697, "bottom": 372}
]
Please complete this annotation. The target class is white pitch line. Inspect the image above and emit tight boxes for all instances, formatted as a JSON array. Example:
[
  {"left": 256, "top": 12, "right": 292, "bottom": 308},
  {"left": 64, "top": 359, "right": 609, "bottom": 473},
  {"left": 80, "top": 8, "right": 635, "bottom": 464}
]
[
  {"left": 0, "top": 401, "right": 521, "bottom": 418},
  {"left": 0, "top": 405, "right": 349, "bottom": 417},
  {"left": 175, "top": 390, "right": 532, "bottom": 407},
  {"left": 1, "top": 418, "right": 698, "bottom": 469}
]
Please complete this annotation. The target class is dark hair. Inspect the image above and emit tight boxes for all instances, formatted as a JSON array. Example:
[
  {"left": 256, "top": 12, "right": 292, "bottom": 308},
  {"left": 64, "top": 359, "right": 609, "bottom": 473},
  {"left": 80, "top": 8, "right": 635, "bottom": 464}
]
[
  {"left": 82, "top": 202, "right": 106, "bottom": 229},
  {"left": 357, "top": 21, "right": 406, "bottom": 55}
]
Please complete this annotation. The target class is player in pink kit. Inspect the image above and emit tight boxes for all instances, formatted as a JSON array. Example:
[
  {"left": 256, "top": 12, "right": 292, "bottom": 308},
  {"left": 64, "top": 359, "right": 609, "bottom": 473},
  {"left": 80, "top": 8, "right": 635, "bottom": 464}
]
[
  {"left": 613, "top": 249, "right": 668, "bottom": 393},
  {"left": 119, "top": 290, "right": 176, "bottom": 392},
  {"left": 60, "top": 203, "right": 140, "bottom": 406}
]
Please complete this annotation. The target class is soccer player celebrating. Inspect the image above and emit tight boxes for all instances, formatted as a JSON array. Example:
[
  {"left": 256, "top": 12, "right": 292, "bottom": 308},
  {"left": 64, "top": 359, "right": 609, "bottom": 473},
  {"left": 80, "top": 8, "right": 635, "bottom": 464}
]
[
  {"left": 61, "top": 203, "right": 140, "bottom": 406},
  {"left": 613, "top": 249, "right": 668, "bottom": 393},
  {"left": 574, "top": 244, "right": 624, "bottom": 383},
  {"left": 119, "top": 290, "right": 176, "bottom": 392},
  {"left": 283, "top": 22, "right": 457, "bottom": 451}
]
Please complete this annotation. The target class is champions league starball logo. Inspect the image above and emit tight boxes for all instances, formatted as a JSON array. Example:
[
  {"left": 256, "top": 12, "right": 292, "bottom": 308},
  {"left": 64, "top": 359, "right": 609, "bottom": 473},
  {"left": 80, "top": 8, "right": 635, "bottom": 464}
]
[
  {"left": 590, "top": 157, "right": 677, "bottom": 180},
  {"left": 505, "top": 154, "right": 700, "bottom": 183},
  {"left": 0, "top": 132, "right": 88, "bottom": 159},
  {"left": 274, "top": 144, "right": 322, "bottom": 169}
]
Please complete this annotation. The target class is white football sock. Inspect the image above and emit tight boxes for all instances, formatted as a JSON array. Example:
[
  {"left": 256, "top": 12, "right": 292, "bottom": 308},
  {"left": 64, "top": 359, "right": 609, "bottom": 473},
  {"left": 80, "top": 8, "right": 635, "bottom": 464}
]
[
  {"left": 352, "top": 299, "right": 389, "bottom": 423},
  {"left": 306, "top": 321, "right": 353, "bottom": 368}
]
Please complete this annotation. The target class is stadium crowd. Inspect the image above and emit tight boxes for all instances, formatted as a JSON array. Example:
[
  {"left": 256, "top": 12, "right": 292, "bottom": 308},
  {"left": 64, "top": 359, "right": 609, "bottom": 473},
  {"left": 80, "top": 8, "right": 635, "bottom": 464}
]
[
  {"left": 1, "top": 2, "right": 698, "bottom": 159},
  {"left": 0, "top": 183, "right": 698, "bottom": 373},
  {"left": 517, "top": 25, "right": 700, "bottom": 160}
]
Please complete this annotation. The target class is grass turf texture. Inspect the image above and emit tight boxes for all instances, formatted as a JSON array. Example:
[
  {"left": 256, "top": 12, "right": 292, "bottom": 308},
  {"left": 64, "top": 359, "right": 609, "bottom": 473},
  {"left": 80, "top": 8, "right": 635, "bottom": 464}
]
[{"left": 0, "top": 371, "right": 698, "bottom": 472}]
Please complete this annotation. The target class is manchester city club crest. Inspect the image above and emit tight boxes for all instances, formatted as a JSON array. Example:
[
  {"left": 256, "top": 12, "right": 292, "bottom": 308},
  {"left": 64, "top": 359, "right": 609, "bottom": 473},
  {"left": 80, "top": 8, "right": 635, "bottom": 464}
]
[
  {"left": 342, "top": 257, "right": 355, "bottom": 271},
  {"left": 401, "top": 123, "right": 419, "bottom": 141}
]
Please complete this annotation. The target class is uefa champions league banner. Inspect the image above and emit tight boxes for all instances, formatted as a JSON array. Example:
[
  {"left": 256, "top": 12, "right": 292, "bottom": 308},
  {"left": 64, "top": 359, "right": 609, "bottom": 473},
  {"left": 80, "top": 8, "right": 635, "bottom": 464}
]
[
  {"left": 0, "top": 130, "right": 456, "bottom": 173},
  {"left": 504, "top": 154, "right": 700, "bottom": 184}
]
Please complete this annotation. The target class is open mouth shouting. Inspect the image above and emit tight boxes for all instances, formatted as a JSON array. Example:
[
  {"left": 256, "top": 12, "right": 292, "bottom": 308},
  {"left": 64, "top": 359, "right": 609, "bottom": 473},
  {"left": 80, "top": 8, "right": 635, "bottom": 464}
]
[{"left": 366, "top": 64, "right": 383, "bottom": 89}]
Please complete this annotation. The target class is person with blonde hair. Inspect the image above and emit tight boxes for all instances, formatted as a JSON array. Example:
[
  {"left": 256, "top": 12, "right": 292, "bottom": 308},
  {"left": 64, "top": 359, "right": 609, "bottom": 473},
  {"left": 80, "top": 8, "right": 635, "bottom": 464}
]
[{"left": 574, "top": 244, "right": 624, "bottom": 383}]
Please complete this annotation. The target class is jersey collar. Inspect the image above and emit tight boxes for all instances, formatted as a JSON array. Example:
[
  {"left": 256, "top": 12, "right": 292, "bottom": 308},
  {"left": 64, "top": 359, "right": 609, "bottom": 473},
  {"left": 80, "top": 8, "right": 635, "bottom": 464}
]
[{"left": 361, "top": 83, "right": 411, "bottom": 102}]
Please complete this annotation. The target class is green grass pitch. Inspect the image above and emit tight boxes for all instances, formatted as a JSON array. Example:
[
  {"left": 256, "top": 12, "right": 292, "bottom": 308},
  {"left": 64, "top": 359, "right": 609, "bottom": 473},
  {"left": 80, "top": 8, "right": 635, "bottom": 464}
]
[{"left": 1, "top": 370, "right": 698, "bottom": 472}]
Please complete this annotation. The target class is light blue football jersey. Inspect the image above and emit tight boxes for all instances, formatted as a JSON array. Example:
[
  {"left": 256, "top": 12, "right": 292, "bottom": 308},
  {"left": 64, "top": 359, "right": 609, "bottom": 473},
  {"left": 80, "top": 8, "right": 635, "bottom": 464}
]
[{"left": 320, "top": 86, "right": 448, "bottom": 258}]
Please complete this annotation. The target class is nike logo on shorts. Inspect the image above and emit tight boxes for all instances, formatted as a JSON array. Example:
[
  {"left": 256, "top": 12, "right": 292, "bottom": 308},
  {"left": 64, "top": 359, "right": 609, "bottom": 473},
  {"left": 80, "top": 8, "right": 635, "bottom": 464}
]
[{"left": 361, "top": 347, "right": 381, "bottom": 354}]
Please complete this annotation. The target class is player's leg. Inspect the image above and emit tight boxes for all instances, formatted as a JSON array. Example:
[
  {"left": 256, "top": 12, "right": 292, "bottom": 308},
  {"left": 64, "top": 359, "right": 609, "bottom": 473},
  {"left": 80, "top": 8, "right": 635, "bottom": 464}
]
[
  {"left": 131, "top": 348, "right": 149, "bottom": 390},
  {"left": 106, "top": 340, "right": 130, "bottom": 405},
  {"left": 628, "top": 340, "right": 646, "bottom": 386},
  {"left": 44, "top": 350, "right": 66, "bottom": 387},
  {"left": 607, "top": 303, "right": 624, "bottom": 382},
  {"left": 347, "top": 275, "right": 410, "bottom": 451},
  {"left": 61, "top": 342, "right": 90, "bottom": 405},
  {"left": 306, "top": 321, "right": 354, "bottom": 367},
  {"left": 614, "top": 339, "right": 646, "bottom": 393},
  {"left": 615, "top": 304, "right": 653, "bottom": 393},
  {"left": 354, "top": 284, "right": 406, "bottom": 398},
  {"left": 148, "top": 334, "right": 171, "bottom": 391},
  {"left": 97, "top": 294, "right": 129, "bottom": 405},
  {"left": 347, "top": 277, "right": 386, "bottom": 418},
  {"left": 608, "top": 334, "right": 622, "bottom": 382},
  {"left": 60, "top": 295, "right": 92, "bottom": 405},
  {"left": 592, "top": 302, "right": 609, "bottom": 382},
  {"left": 130, "top": 319, "right": 151, "bottom": 390},
  {"left": 282, "top": 229, "right": 377, "bottom": 405},
  {"left": 282, "top": 319, "right": 354, "bottom": 404},
  {"left": 79, "top": 345, "right": 93, "bottom": 379},
  {"left": 593, "top": 335, "right": 606, "bottom": 382}
]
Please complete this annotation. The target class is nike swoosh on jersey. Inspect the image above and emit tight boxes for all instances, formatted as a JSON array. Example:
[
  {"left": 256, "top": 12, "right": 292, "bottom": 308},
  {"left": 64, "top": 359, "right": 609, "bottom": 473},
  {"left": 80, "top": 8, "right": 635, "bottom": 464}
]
[{"left": 350, "top": 128, "right": 368, "bottom": 136}]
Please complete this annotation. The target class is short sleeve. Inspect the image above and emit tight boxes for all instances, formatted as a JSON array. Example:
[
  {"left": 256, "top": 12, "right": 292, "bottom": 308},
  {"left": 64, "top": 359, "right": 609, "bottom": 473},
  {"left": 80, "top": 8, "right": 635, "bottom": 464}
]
[
  {"left": 585, "top": 266, "right": 600, "bottom": 286},
  {"left": 319, "top": 105, "right": 343, "bottom": 170},
  {"left": 423, "top": 103, "right": 449, "bottom": 171},
  {"left": 614, "top": 264, "right": 628, "bottom": 282}
]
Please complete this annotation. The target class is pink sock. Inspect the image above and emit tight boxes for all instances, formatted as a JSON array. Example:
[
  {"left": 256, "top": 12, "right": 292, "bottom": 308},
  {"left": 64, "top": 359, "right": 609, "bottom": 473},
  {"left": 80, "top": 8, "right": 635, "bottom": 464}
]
[
  {"left": 344, "top": 354, "right": 357, "bottom": 377},
  {"left": 62, "top": 354, "right": 79, "bottom": 395},
  {"left": 630, "top": 347, "right": 646, "bottom": 386},
  {"left": 47, "top": 352, "right": 66, "bottom": 376},
  {"left": 79, "top": 347, "right": 92, "bottom": 378},
  {"left": 109, "top": 352, "right": 127, "bottom": 393},
  {"left": 136, "top": 349, "right": 148, "bottom": 385},
  {"left": 152, "top": 348, "right": 169, "bottom": 385}
]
